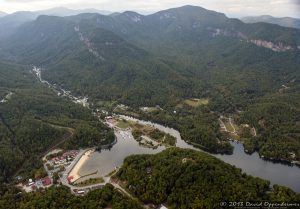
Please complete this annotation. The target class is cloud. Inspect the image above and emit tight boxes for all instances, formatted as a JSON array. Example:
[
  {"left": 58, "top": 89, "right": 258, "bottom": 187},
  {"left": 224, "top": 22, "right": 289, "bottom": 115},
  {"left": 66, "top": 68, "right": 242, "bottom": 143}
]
[
  {"left": 291, "top": 0, "right": 300, "bottom": 5},
  {"left": 0, "top": 0, "right": 299, "bottom": 18},
  {"left": 3, "top": 0, "right": 60, "bottom": 1},
  {"left": 290, "top": 0, "right": 300, "bottom": 17},
  {"left": 3, "top": 0, "right": 36, "bottom": 1}
]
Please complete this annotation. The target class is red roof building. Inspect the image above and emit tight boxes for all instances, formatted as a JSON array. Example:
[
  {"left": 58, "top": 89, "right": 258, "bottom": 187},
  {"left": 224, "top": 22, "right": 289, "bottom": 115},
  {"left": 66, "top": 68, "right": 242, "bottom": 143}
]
[
  {"left": 67, "top": 176, "right": 73, "bottom": 183},
  {"left": 42, "top": 176, "right": 52, "bottom": 186}
]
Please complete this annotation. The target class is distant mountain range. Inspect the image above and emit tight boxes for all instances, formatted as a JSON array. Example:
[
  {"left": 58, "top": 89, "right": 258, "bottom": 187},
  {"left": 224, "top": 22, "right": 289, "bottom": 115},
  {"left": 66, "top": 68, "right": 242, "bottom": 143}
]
[
  {"left": 1, "top": 5, "right": 299, "bottom": 106},
  {"left": 0, "top": 7, "right": 111, "bottom": 38},
  {"left": 36, "top": 7, "right": 112, "bottom": 17},
  {"left": 241, "top": 15, "right": 300, "bottom": 29}
]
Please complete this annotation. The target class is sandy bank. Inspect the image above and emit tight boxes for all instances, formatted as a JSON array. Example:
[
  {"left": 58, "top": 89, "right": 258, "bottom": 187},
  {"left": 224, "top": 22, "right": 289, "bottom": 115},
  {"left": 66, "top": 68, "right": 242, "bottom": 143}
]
[{"left": 68, "top": 149, "right": 94, "bottom": 183}]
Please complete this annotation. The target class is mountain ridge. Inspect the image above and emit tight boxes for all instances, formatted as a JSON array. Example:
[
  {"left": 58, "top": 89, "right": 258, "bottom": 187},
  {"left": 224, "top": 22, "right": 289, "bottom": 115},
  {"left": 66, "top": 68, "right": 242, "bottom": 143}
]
[
  {"left": 0, "top": 7, "right": 112, "bottom": 39},
  {"left": 0, "top": 5, "right": 299, "bottom": 189},
  {"left": 241, "top": 15, "right": 300, "bottom": 29},
  {"left": 36, "top": 7, "right": 112, "bottom": 16},
  {"left": 67, "top": 6, "right": 300, "bottom": 54}
]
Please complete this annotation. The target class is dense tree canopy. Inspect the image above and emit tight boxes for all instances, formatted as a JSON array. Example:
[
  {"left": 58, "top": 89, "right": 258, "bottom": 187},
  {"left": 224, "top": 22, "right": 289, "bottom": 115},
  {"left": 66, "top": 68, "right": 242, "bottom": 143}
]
[
  {"left": 0, "top": 61, "right": 114, "bottom": 195},
  {"left": 116, "top": 148, "right": 300, "bottom": 209},
  {"left": 0, "top": 184, "right": 142, "bottom": 209}
]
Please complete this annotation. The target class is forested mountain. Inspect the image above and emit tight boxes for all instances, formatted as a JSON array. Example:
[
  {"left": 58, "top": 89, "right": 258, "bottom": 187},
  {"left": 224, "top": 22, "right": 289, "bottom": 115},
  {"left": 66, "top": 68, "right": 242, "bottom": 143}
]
[
  {"left": 0, "top": 184, "right": 141, "bottom": 209},
  {"left": 0, "top": 15, "right": 197, "bottom": 107},
  {"left": 0, "top": 8, "right": 111, "bottom": 39},
  {"left": 2, "top": 6, "right": 300, "bottom": 107},
  {"left": 0, "top": 11, "right": 37, "bottom": 39},
  {"left": 242, "top": 15, "right": 300, "bottom": 29},
  {"left": 0, "top": 5, "right": 299, "bottom": 161},
  {"left": 73, "top": 5, "right": 300, "bottom": 53},
  {"left": 0, "top": 60, "right": 114, "bottom": 195},
  {"left": 36, "top": 7, "right": 111, "bottom": 17},
  {"left": 2, "top": 148, "right": 300, "bottom": 209},
  {"left": 116, "top": 148, "right": 300, "bottom": 208}
]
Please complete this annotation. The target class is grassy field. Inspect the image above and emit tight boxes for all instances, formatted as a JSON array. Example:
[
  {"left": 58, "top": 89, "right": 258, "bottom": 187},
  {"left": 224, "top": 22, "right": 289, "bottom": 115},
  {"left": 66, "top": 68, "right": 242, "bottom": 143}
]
[
  {"left": 116, "top": 119, "right": 131, "bottom": 129},
  {"left": 184, "top": 98, "right": 209, "bottom": 107},
  {"left": 224, "top": 121, "right": 235, "bottom": 133},
  {"left": 117, "top": 118, "right": 176, "bottom": 146},
  {"left": 220, "top": 118, "right": 241, "bottom": 140},
  {"left": 141, "top": 107, "right": 161, "bottom": 113},
  {"left": 96, "top": 100, "right": 117, "bottom": 108},
  {"left": 74, "top": 177, "right": 104, "bottom": 187}
]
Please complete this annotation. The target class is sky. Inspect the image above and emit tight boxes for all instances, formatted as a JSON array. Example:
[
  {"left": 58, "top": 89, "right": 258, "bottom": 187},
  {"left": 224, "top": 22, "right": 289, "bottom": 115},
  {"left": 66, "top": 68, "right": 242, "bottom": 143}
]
[{"left": 1, "top": 0, "right": 300, "bottom": 18}]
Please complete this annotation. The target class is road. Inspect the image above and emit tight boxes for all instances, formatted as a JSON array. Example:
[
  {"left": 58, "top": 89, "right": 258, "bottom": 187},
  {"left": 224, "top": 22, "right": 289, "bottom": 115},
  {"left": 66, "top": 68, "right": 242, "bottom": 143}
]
[
  {"left": 60, "top": 149, "right": 88, "bottom": 188},
  {"left": 110, "top": 182, "right": 133, "bottom": 198},
  {"left": 60, "top": 159, "right": 132, "bottom": 198},
  {"left": 252, "top": 127, "right": 257, "bottom": 136},
  {"left": 229, "top": 118, "right": 237, "bottom": 135},
  {"left": 219, "top": 118, "right": 228, "bottom": 132},
  {"left": 219, "top": 116, "right": 238, "bottom": 135}
]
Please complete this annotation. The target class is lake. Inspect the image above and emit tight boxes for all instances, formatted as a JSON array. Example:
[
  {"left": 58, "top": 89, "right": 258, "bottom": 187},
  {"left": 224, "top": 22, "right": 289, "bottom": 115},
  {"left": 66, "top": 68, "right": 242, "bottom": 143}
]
[
  {"left": 78, "top": 116, "right": 300, "bottom": 192},
  {"left": 34, "top": 67, "right": 300, "bottom": 192}
]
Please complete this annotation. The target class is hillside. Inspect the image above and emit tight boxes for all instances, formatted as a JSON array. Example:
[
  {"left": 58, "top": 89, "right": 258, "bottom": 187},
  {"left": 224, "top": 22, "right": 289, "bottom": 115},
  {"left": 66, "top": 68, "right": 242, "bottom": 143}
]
[
  {"left": 0, "top": 60, "right": 114, "bottom": 195},
  {"left": 0, "top": 11, "right": 37, "bottom": 39},
  {"left": 0, "top": 7, "right": 111, "bottom": 39},
  {"left": 1, "top": 15, "right": 197, "bottom": 107},
  {"left": 3, "top": 6, "right": 300, "bottom": 105},
  {"left": 0, "top": 5, "right": 300, "bottom": 161},
  {"left": 0, "top": 184, "right": 141, "bottom": 209},
  {"left": 116, "top": 148, "right": 300, "bottom": 208},
  {"left": 74, "top": 6, "right": 300, "bottom": 54},
  {"left": 36, "top": 7, "right": 111, "bottom": 16},
  {"left": 242, "top": 15, "right": 300, "bottom": 29}
]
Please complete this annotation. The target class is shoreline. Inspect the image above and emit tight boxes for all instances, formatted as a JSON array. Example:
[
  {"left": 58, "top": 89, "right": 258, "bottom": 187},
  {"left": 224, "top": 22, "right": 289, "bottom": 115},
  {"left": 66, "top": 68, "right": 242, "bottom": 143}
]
[
  {"left": 122, "top": 114, "right": 300, "bottom": 167},
  {"left": 68, "top": 149, "right": 94, "bottom": 183},
  {"left": 228, "top": 139, "right": 300, "bottom": 167}
]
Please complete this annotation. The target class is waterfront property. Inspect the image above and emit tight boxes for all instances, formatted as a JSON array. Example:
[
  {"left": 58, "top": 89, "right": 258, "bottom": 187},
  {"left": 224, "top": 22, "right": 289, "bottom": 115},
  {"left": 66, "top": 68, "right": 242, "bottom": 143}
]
[
  {"left": 17, "top": 176, "right": 52, "bottom": 193},
  {"left": 68, "top": 149, "right": 95, "bottom": 184},
  {"left": 37, "top": 116, "right": 300, "bottom": 195}
]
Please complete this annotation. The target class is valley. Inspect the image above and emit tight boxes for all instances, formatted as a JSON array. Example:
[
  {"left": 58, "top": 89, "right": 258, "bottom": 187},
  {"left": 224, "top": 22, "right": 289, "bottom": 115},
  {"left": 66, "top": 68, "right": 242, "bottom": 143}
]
[
  {"left": 0, "top": 4, "right": 300, "bottom": 208},
  {"left": 31, "top": 67, "right": 300, "bottom": 194}
]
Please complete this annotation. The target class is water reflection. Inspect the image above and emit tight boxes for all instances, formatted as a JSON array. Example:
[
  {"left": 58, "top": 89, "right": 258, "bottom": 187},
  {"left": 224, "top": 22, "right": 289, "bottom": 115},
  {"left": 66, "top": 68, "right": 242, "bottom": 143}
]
[
  {"left": 79, "top": 116, "right": 300, "bottom": 192},
  {"left": 214, "top": 142, "right": 300, "bottom": 192},
  {"left": 78, "top": 129, "right": 164, "bottom": 181}
]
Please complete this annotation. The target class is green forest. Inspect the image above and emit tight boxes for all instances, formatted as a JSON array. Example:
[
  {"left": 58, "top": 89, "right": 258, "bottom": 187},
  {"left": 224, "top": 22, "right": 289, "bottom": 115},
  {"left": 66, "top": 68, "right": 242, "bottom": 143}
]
[
  {"left": 0, "top": 184, "right": 141, "bottom": 209},
  {"left": 2, "top": 8, "right": 297, "bottom": 161},
  {"left": 0, "top": 60, "right": 114, "bottom": 196},
  {"left": 0, "top": 5, "right": 299, "bottom": 207},
  {"left": 116, "top": 148, "right": 300, "bottom": 209}
]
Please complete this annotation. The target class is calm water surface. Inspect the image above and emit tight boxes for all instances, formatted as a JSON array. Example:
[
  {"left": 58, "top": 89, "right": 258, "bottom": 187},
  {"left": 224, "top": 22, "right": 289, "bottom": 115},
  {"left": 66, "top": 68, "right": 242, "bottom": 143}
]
[
  {"left": 79, "top": 116, "right": 300, "bottom": 192},
  {"left": 214, "top": 142, "right": 300, "bottom": 192},
  {"left": 78, "top": 129, "right": 164, "bottom": 182}
]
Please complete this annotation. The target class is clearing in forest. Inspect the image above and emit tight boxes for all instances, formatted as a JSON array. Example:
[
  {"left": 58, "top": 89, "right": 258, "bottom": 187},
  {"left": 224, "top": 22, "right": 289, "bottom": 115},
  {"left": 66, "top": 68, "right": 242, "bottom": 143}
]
[{"left": 184, "top": 98, "right": 209, "bottom": 107}]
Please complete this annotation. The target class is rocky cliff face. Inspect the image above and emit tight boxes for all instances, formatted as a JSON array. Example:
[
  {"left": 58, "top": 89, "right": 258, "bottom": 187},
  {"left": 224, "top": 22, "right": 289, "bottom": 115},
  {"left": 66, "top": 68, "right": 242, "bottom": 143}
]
[
  {"left": 249, "top": 39, "right": 293, "bottom": 52},
  {"left": 74, "top": 25, "right": 105, "bottom": 61},
  {"left": 208, "top": 27, "right": 298, "bottom": 52}
]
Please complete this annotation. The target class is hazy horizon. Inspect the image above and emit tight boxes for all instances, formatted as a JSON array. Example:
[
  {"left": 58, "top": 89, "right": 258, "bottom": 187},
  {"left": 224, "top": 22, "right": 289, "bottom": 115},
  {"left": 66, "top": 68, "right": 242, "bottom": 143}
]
[{"left": 0, "top": 0, "right": 300, "bottom": 18}]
